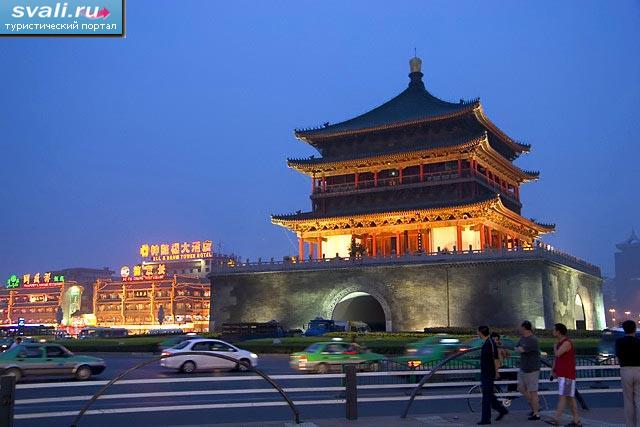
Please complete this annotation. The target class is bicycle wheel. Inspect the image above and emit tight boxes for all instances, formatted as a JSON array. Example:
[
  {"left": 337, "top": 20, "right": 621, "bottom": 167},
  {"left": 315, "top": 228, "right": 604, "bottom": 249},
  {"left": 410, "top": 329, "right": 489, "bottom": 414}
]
[
  {"left": 467, "top": 385, "right": 483, "bottom": 413},
  {"left": 538, "top": 393, "right": 549, "bottom": 412}
]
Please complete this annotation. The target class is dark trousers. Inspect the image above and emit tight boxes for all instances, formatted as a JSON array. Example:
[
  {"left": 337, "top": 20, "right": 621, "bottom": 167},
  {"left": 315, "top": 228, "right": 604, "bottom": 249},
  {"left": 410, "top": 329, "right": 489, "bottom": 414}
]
[{"left": 481, "top": 378, "right": 507, "bottom": 423}]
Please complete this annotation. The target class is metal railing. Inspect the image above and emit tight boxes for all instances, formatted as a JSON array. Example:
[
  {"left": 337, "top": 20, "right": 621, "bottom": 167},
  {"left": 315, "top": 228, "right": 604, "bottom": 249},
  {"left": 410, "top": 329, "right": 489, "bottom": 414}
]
[
  {"left": 212, "top": 245, "right": 601, "bottom": 277},
  {"left": 8, "top": 356, "right": 622, "bottom": 425}
]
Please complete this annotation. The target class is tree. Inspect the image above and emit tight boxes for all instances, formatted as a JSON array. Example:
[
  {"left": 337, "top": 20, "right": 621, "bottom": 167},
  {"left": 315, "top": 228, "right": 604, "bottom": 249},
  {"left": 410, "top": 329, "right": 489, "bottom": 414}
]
[
  {"left": 348, "top": 236, "right": 367, "bottom": 258},
  {"left": 55, "top": 306, "right": 64, "bottom": 325},
  {"left": 157, "top": 305, "right": 165, "bottom": 325}
]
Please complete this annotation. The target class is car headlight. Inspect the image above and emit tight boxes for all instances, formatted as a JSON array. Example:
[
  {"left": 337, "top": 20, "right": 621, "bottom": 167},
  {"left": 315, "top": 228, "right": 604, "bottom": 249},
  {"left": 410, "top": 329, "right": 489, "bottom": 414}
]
[{"left": 250, "top": 353, "right": 258, "bottom": 359}]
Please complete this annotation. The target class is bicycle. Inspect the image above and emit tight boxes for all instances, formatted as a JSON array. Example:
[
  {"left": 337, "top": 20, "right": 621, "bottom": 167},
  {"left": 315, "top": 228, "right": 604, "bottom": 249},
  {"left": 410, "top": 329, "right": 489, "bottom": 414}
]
[{"left": 467, "top": 383, "right": 548, "bottom": 414}]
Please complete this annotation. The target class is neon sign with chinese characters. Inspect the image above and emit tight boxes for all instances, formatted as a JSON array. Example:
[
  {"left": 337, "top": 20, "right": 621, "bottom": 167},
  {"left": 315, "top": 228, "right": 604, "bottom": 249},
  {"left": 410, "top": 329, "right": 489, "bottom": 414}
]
[
  {"left": 5, "top": 272, "right": 64, "bottom": 289},
  {"left": 139, "top": 240, "right": 213, "bottom": 262},
  {"left": 120, "top": 263, "right": 167, "bottom": 282}
]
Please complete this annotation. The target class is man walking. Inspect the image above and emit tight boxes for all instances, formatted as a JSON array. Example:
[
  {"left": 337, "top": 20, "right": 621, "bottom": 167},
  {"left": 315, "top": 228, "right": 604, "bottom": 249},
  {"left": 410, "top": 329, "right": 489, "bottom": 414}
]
[
  {"left": 616, "top": 320, "right": 640, "bottom": 427},
  {"left": 549, "top": 323, "right": 580, "bottom": 426},
  {"left": 477, "top": 325, "right": 508, "bottom": 424},
  {"left": 515, "top": 320, "right": 541, "bottom": 420}
]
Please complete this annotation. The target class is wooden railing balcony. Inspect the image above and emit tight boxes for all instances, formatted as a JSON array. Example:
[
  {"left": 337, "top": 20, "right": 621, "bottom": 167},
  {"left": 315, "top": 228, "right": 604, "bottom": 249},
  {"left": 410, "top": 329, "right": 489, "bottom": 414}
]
[{"left": 313, "top": 168, "right": 520, "bottom": 203}]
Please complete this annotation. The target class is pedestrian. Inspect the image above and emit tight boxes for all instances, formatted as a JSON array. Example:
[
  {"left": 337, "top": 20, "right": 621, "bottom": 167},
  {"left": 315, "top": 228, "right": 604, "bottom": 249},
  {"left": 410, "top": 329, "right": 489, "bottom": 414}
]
[
  {"left": 548, "top": 323, "right": 581, "bottom": 426},
  {"left": 515, "top": 320, "right": 541, "bottom": 420},
  {"left": 477, "top": 325, "right": 508, "bottom": 425},
  {"left": 616, "top": 319, "right": 640, "bottom": 427},
  {"left": 492, "top": 332, "right": 516, "bottom": 407},
  {"left": 8, "top": 336, "right": 22, "bottom": 350}
]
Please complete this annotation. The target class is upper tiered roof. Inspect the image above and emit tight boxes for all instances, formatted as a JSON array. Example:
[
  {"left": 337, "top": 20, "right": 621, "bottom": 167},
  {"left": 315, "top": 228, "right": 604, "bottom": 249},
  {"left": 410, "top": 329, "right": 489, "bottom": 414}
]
[{"left": 294, "top": 56, "right": 530, "bottom": 160}]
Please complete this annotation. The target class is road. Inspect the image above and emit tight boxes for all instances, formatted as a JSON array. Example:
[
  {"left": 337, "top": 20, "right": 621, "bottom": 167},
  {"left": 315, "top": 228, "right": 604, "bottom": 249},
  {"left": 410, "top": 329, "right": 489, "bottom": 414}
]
[{"left": 12, "top": 353, "right": 624, "bottom": 427}]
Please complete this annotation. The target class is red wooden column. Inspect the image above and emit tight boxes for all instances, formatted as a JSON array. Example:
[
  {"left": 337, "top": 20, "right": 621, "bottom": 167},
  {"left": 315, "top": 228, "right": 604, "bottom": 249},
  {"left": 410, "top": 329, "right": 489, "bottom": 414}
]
[
  {"left": 485, "top": 226, "right": 493, "bottom": 248},
  {"left": 419, "top": 164, "right": 424, "bottom": 182},
  {"left": 425, "top": 228, "right": 431, "bottom": 253},
  {"left": 371, "top": 234, "right": 377, "bottom": 257},
  {"left": 399, "top": 168, "right": 403, "bottom": 184},
  {"left": 354, "top": 172, "right": 359, "bottom": 189},
  {"left": 457, "top": 159, "right": 462, "bottom": 176},
  {"left": 395, "top": 233, "right": 401, "bottom": 256},
  {"left": 374, "top": 171, "right": 378, "bottom": 187},
  {"left": 298, "top": 237, "right": 304, "bottom": 261},
  {"left": 456, "top": 225, "right": 463, "bottom": 253},
  {"left": 311, "top": 177, "right": 315, "bottom": 193},
  {"left": 515, "top": 186, "right": 520, "bottom": 200},
  {"left": 316, "top": 237, "right": 323, "bottom": 260},
  {"left": 479, "top": 225, "right": 485, "bottom": 251}
]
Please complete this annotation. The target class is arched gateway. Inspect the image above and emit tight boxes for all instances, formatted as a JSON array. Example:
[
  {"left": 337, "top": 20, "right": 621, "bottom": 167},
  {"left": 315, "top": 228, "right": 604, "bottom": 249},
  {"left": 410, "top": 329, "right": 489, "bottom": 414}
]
[{"left": 323, "top": 288, "right": 392, "bottom": 332}]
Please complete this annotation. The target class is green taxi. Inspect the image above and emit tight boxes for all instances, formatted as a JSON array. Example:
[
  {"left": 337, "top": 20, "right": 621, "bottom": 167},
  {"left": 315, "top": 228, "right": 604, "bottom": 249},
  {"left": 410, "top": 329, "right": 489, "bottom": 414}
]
[
  {"left": 0, "top": 343, "right": 106, "bottom": 382},
  {"left": 290, "top": 340, "right": 384, "bottom": 374},
  {"left": 396, "top": 334, "right": 463, "bottom": 369}
]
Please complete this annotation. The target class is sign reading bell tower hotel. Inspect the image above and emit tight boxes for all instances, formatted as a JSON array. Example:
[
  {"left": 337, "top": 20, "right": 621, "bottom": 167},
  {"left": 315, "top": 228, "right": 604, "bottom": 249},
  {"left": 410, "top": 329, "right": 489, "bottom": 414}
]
[{"left": 0, "top": 0, "right": 124, "bottom": 36}]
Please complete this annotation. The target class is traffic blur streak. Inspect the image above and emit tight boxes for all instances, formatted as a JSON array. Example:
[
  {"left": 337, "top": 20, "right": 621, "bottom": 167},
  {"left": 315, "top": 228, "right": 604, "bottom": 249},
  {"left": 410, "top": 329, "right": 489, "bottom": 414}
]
[{"left": 69, "top": 351, "right": 300, "bottom": 426}]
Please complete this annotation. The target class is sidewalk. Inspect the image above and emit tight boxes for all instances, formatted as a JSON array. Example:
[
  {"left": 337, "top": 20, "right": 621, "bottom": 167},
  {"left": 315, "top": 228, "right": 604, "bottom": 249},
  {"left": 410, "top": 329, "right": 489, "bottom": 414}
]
[{"left": 191, "top": 409, "right": 625, "bottom": 427}]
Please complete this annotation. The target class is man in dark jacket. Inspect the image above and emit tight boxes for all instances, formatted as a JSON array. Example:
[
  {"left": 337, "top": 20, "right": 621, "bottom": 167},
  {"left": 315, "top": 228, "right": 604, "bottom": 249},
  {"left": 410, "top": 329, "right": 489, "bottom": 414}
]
[
  {"left": 616, "top": 319, "right": 640, "bottom": 427},
  {"left": 477, "top": 325, "right": 508, "bottom": 424}
]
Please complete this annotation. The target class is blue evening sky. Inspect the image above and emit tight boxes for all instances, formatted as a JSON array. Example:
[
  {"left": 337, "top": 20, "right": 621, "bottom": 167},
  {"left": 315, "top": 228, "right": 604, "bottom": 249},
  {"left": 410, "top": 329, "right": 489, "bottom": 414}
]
[{"left": 1, "top": 1, "right": 638, "bottom": 278}]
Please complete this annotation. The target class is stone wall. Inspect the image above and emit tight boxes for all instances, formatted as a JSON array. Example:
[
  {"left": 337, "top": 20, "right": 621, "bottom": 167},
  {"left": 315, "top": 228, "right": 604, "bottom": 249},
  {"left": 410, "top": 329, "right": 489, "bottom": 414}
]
[{"left": 210, "top": 259, "right": 605, "bottom": 331}]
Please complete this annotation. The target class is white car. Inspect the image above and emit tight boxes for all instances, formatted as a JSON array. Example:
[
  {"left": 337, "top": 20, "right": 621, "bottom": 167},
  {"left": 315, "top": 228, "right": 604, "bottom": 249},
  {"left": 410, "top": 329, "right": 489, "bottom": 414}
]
[{"left": 160, "top": 339, "right": 258, "bottom": 373}]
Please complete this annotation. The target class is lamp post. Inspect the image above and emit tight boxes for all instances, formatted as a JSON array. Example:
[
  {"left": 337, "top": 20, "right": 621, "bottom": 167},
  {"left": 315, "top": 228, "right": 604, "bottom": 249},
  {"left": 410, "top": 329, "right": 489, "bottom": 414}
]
[{"left": 608, "top": 308, "right": 616, "bottom": 327}]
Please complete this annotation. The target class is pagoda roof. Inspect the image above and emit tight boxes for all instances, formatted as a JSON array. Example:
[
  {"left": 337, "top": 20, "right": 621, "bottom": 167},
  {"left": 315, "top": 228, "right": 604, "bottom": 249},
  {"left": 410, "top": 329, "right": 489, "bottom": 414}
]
[
  {"left": 288, "top": 132, "right": 539, "bottom": 183},
  {"left": 294, "top": 57, "right": 530, "bottom": 157},
  {"left": 272, "top": 194, "right": 554, "bottom": 237},
  {"left": 616, "top": 229, "right": 640, "bottom": 251}
]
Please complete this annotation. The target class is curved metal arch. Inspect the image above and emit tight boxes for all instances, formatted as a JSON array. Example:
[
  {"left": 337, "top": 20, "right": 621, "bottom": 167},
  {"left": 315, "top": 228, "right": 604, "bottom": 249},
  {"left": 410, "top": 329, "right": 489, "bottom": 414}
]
[
  {"left": 401, "top": 345, "right": 482, "bottom": 418},
  {"left": 70, "top": 351, "right": 301, "bottom": 426}
]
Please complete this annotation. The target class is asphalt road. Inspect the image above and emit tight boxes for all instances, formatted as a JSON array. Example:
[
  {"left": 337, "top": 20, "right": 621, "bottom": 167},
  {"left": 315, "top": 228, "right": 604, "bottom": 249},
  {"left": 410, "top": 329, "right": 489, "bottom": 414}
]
[{"left": 11, "top": 353, "right": 624, "bottom": 427}]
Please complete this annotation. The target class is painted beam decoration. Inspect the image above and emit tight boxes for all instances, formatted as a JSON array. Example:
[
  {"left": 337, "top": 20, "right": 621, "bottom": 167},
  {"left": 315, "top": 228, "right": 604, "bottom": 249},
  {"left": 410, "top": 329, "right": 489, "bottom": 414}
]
[
  {"left": 5, "top": 272, "right": 65, "bottom": 289},
  {"left": 139, "top": 240, "right": 213, "bottom": 262}
]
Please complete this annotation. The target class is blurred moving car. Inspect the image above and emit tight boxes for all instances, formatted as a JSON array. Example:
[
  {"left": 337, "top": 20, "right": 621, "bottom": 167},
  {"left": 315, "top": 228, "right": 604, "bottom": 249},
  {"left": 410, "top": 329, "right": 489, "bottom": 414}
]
[
  {"left": 0, "top": 343, "right": 106, "bottom": 381},
  {"left": 598, "top": 328, "right": 640, "bottom": 363},
  {"left": 78, "top": 327, "right": 128, "bottom": 339},
  {"left": 290, "top": 340, "right": 384, "bottom": 373},
  {"left": 160, "top": 339, "right": 258, "bottom": 373},
  {"left": 396, "top": 334, "right": 463, "bottom": 368}
]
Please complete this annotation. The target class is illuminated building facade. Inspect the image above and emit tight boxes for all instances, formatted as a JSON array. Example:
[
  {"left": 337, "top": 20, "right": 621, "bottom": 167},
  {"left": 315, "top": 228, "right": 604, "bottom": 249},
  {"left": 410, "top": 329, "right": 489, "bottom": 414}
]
[
  {"left": 210, "top": 57, "right": 605, "bottom": 332},
  {"left": 94, "top": 275, "right": 210, "bottom": 332},
  {"left": 1, "top": 272, "right": 72, "bottom": 325}
]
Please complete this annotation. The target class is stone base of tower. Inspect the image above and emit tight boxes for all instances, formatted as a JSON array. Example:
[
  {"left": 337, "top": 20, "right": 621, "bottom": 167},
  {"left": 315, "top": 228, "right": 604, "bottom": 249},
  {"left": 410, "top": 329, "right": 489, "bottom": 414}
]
[{"left": 209, "top": 250, "right": 605, "bottom": 332}]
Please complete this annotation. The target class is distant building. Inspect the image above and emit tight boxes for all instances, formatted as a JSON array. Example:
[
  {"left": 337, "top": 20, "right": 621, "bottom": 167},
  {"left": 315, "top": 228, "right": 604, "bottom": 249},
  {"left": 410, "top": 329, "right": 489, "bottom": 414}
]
[{"left": 612, "top": 230, "right": 640, "bottom": 321}]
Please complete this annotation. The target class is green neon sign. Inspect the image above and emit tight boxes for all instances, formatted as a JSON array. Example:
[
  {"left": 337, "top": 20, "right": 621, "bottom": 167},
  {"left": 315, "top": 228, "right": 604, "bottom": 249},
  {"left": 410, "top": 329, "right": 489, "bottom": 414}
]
[{"left": 6, "top": 275, "right": 19, "bottom": 289}]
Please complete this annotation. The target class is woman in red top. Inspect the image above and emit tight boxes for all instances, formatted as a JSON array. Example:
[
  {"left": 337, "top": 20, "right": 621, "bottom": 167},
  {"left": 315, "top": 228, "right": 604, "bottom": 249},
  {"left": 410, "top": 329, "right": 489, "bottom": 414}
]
[{"left": 549, "top": 323, "right": 581, "bottom": 426}]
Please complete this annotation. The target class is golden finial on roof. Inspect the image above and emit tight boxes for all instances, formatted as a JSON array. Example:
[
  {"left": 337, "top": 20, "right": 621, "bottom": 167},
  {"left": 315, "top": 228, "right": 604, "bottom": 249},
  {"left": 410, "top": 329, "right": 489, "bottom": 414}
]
[{"left": 409, "top": 55, "right": 422, "bottom": 73}]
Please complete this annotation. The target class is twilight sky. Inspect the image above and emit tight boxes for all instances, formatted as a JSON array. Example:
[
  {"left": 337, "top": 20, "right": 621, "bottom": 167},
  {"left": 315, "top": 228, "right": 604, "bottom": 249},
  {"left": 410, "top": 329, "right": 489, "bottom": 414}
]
[{"left": 1, "top": 0, "right": 639, "bottom": 279}]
